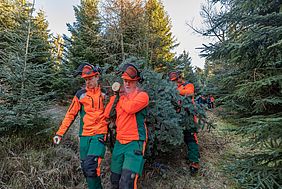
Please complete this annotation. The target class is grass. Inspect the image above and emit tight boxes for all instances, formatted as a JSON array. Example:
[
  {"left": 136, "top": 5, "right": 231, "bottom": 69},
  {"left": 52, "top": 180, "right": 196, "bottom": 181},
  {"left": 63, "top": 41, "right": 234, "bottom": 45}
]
[
  {"left": 0, "top": 105, "right": 242, "bottom": 189},
  {"left": 136, "top": 111, "right": 240, "bottom": 189},
  {"left": 0, "top": 135, "right": 84, "bottom": 189}
]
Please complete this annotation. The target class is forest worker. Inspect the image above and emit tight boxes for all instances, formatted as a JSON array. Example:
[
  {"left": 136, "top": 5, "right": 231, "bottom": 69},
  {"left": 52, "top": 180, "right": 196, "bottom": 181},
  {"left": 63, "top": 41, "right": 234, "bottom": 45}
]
[
  {"left": 104, "top": 63, "right": 149, "bottom": 189},
  {"left": 53, "top": 63, "right": 107, "bottom": 189},
  {"left": 210, "top": 95, "right": 215, "bottom": 109},
  {"left": 168, "top": 71, "right": 200, "bottom": 176}
]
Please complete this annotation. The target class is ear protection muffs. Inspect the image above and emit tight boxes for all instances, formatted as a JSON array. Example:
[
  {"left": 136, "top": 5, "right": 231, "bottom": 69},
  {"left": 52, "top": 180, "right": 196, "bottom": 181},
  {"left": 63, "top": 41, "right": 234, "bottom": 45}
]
[
  {"left": 73, "top": 62, "right": 101, "bottom": 77},
  {"left": 120, "top": 63, "right": 144, "bottom": 83},
  {"left": 168, "top": 71, "right": 181, "bottom": 81},
  {"left": 121, "top": 63, "right": 141, "bottom": 79}
]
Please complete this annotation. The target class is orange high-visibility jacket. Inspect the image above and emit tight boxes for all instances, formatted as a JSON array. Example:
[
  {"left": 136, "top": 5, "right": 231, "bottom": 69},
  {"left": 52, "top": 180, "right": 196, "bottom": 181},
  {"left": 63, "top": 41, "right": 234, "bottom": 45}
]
[
  {"left": 210, "top": 96, "right": 215, "bottom": 102},
  {"left": 177, "top": 81, "right": 195, "bottom": 97},
  {"left": 177, "top": 81, "right": 197, "bottom": 123},
  {"left": 56, "top": 87, "right": 108, "bottom": 137},
  {"left": 104, "top": 89, "right": 149, "bottom": 144}
]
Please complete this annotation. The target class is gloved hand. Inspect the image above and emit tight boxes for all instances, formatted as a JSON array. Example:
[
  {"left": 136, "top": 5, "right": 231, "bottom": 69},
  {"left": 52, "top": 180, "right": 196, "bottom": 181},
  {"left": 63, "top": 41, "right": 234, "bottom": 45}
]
[
  {"left": 53, "top": 135, "right": 62, "bottom": 145},
  {"left": 112, "top": 82, "right": 121, "bottom": 92}
]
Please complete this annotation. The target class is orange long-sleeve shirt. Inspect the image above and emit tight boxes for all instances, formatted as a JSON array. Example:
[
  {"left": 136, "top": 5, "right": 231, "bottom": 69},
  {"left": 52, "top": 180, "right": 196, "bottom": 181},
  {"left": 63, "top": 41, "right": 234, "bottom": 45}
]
[
  {"left": 56, "top": 87, "right": 108, "bottom": 137},
  {"left": 177, "top": 81, "right": 195, "bottom": 97},
  {"left": 104, "top": 88, "right": 149, "bottom": 144},
  {"left": 177, "top": 81, "right": 195, "bottom": 103},
  {"left": 177, "top": 81, "right": 197, "bottom": 123}
]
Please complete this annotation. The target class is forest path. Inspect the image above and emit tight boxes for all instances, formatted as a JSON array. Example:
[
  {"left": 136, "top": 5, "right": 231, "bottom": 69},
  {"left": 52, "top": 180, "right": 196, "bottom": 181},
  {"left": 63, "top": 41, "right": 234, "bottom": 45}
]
[{"left": 48, "top": 104, "right": 238, "bottom": 189}]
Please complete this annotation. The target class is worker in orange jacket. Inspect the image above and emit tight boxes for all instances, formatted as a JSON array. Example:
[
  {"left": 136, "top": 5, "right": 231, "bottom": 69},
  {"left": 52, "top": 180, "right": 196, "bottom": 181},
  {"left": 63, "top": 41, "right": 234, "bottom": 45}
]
[
  {"left": 209, "top": 95, "right": 215, "bottom": 109},
  {"left": 104, "top": 63, "right": 149, "bottom": 189},
  {"left": 169, "top": 71, "right": 200, "bottom": 176},
  {"left": 53, "top": 64, "right": 107, "bottom": 189}
]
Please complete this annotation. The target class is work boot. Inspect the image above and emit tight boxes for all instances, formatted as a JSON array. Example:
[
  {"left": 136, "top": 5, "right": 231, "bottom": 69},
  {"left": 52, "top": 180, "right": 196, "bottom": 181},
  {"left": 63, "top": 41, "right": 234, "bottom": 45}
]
[{"left": 190, "top": 162, "right": 199, "bottom": 176}]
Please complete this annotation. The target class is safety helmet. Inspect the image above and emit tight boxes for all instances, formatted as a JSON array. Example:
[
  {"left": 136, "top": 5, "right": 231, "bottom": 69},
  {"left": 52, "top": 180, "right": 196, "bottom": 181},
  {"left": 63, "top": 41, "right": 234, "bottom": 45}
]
[
  {"left": 121, "top": 63, "right": 140, "bottom": 81},
  {"left": 73, "top": 63, "right": 101, "bottom": 78},
  {"left": 168, "top": 71, "right": 180, "bottom": 81},
  {"left": 81, "top": 65, "right": 99, "bottom": 78}
]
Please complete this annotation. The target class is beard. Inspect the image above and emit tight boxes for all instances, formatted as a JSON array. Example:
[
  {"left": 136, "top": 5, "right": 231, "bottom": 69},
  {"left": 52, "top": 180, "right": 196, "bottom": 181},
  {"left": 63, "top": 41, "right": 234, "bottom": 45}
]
[
  {"left": 124, "top": 86, "right": 136, "bottom": 94},
  {"left": 86, "top": 82, "right": 98, "bottom": 89}
]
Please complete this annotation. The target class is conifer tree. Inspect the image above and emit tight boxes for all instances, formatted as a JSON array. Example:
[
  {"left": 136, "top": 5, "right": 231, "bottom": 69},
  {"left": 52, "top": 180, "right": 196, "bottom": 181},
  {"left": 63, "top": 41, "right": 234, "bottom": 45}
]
[
  {"left": 51, "top": 34, "right": 65, "bottom": 67},
  {"left": 202, "top": 0, "right": 282, "bottom": 188},
  {"left": 102, "top": 57, "right": 184, "bottom": 156},
  {"left": 173, "top": 51, "right": 199, "bottom": 89},
  {"left": 101, "top": 0, "right": 177, "bottom": 70},
  {"left": 0, "top": 0, "right": 18, "bottom": 29},
  {"left": 33, "top": 9, "right": 53, "bottom": 93},
  {"left": 50, "top": 34, "right": 76, "bottom": 100},
  {"left": 67, "top": 0, "right": 104, "bottom": 68},
  {"left": 59, "top": 0, "right": 105, "bottom": 97},
  {"left": 101, "top": 0, "right": 147, "bottom": 66},
  {"left": 145, "top": 0, "right": 177, "bottom": 70},
  {"left": 102, "top": 57, "right": 207, "bottom": 158},
  {"left": 0, "top": 0, "right": 52, "bottom": 135}
]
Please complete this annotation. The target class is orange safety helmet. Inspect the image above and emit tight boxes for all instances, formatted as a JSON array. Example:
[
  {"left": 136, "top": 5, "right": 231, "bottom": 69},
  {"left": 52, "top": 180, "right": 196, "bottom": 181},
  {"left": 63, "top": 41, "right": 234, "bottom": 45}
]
[
  {"left": 168, "top": 71, "right": 181, "bottom": 81},
  {"left": 121, "top": 63, "right": 140, "bottom": 81},
  {"left": 73, "top": 63, "right": 101, "bottom": 78},
  {"left": 81, "top": 65, "right": 99, "bottom": 78}
]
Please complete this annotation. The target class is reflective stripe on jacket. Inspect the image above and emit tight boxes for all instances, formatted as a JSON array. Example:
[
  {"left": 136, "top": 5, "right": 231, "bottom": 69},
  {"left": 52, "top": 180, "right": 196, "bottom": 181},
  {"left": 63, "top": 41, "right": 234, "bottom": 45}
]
[{"left": 56, "top": 87, "right": 107, "bottom": 137}]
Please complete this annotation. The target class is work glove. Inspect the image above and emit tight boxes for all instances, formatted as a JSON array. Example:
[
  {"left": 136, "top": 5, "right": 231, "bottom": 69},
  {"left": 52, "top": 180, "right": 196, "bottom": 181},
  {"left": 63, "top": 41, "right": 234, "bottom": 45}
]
[
  {"left": 53, "top": 135, "right": 62, "bottom": 145},
  {"left": 112, "top": 82, "right": 121, "bottom": 93},
  {"left": 109, "top": 82, "right": 121, "bottom": 118}
]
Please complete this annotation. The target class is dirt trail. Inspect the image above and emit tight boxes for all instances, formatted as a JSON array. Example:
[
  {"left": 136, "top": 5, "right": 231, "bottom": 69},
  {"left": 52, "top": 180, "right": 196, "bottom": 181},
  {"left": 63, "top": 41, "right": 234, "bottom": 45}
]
[
  {"left": 137, "top": 111, "right": 237, "bottom": 189},
  {"left": 49, "top": 105, "right": 237, "bottom": 189}
]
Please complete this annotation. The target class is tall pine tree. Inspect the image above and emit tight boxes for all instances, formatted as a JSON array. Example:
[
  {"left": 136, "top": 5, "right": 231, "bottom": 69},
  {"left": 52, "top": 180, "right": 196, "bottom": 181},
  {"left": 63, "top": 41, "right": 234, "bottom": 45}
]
[
  {"left": 0, "top": 0, "right": 52, "bottom": 135},
  {"left": 101, "top": 0, "right": 147, "bottom": 66},
  {"left": 202, "top": 0, "right": 282, "bottom": 188},
  {"left": 67, "top": 0, "right": 104, "bottom": 68},
  {"left": 58, "top": 0, "right": 105, "bottom": 97},
  {"left": 145, "top": 0, "right": 177, "bottom": 70}
]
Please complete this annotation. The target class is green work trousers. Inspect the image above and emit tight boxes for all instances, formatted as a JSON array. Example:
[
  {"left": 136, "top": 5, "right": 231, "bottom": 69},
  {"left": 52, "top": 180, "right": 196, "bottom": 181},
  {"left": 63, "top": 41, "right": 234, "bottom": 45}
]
[
  {"left": 80, "top": 134, "right": 106, "bottom": 189},
  {"left": 184, "top": 130, "right": 200, "bottom": 163},
  {"left": 110, "top": 140, "right": 145, "bottom": 176}
]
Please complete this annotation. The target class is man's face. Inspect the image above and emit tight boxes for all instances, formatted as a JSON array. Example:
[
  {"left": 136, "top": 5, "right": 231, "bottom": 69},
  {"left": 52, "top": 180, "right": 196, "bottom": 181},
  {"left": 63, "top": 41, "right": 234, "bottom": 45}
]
[
  {"left": 85, "top": 75, "right": 99, "bottom": 88},
  {"left": 176, "top": 77, "right": 182, "bottom": 84},
  {"left": 123, "top": 79, "right": 138, "bottom": 94}
]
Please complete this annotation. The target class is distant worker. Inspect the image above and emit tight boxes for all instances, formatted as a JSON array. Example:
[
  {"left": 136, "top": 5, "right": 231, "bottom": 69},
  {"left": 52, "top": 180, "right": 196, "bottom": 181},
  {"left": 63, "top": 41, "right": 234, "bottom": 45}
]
[
  {"left": 104, "top": 63, "right": 149, "bottom": 189},
  {"left": 168, "top": 71, "right": 200, "bottom": 176},
  {"left": 210, "top": 95, "right": 215, "bottom": 109},
  {"left": 53, "top": 63, "right": 107, "bottom": 189},
  {"left": 196, "top": 95, "right": 206, "bottom": 105},
  {"left": 207, "top": 94, "right": 215, "bottom": 109}
]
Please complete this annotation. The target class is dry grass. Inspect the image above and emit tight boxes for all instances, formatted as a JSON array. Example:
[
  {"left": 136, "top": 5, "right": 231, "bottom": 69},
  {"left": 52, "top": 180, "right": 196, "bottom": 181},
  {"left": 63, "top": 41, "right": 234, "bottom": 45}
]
[
  {"left": 103, "top": 110, "right": 240, "bottom": 189},
  {"left": 0, "top": 105, "right": 240, "bottom": 189},
  {"left": 0, "top": 136, "right": 85, "bottom": 189},
  {"left": 136, "top": 111, "right": 239, "bottom": 189}
]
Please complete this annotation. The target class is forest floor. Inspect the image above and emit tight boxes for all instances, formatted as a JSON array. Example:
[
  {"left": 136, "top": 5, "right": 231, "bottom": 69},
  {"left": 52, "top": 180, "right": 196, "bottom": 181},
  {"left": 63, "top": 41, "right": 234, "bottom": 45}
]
[
  {"left": 137, "top": 109, "right": 240, "bottom": 189},
  {"left": 0, "top": 105, "right": 241, "bottom": 189}
]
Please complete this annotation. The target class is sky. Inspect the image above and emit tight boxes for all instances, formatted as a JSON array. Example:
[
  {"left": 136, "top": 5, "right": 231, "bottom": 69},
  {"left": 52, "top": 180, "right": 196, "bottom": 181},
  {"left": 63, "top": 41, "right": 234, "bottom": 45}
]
[{"left": 35, "top": 0, "right": 209, "bottom": 68}]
